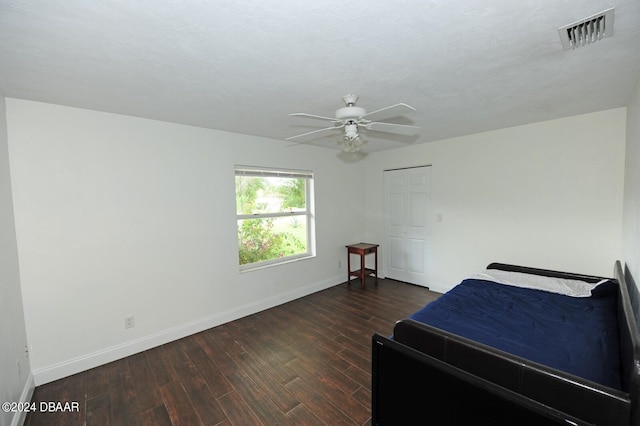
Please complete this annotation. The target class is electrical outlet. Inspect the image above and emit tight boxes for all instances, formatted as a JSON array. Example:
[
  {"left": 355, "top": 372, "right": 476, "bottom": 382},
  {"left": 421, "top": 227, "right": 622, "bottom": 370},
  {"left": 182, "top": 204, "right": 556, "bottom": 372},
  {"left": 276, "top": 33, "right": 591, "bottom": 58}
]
[
  {"left": 338, "top": 260, "right": 342, "bottom": 269},
  {"left": 124, "top": 316, "right": 135, "bottom": 329}
]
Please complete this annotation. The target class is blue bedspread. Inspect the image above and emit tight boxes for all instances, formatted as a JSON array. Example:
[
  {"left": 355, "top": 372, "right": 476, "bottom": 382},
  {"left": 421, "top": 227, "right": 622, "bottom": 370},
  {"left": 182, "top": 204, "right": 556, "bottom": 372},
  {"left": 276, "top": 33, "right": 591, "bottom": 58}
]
[{"left": 408, "top": 279, "right": 622, "bottom": 389}]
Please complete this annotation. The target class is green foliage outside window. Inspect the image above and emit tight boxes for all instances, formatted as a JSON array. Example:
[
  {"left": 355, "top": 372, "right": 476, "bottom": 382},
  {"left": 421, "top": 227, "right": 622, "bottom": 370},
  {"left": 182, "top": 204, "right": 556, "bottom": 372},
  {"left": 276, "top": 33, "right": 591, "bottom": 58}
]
[
  {"left": 236, "top": 175, "right": 308, "bottom": 266},
  {"left": 278, "top": 177, "right": 306, "bottom": 210},
  {"left": 237, "top": 218, "right": 305, "bottom": 265}
]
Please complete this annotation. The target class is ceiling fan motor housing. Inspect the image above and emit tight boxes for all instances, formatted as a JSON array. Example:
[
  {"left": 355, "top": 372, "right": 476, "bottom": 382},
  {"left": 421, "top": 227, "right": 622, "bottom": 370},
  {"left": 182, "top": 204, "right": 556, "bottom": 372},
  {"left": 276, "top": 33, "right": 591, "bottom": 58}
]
[{"left": 335, "top": 106, "right": 366, "bottom": 121}]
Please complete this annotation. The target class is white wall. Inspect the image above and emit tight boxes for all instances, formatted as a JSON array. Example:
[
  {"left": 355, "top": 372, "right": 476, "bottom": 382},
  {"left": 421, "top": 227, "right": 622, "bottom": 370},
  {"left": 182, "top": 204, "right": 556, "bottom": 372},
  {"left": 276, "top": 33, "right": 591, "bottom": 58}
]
[
  {"left": 623, "top": 74, "right": 640, "bottom": 314},
  {"left": 364, "top": 109, "right": 626, "bottom": 293},
  {"left": 4, "top": 96, "right": 632, "bottom": 388},
  {"left": 0, "top": 97, "right": 32, "bottom": 426},
  {"left": 6, "top": 99, "right": 365, "bottom": 385}
]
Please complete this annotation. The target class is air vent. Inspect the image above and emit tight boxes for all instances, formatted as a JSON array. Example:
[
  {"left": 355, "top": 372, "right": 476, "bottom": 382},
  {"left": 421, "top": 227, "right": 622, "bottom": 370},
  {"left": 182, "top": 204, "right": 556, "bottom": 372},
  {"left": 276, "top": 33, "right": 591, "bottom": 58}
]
[{"left": 558, "top": 8, "right": 614, "bottom": 50}]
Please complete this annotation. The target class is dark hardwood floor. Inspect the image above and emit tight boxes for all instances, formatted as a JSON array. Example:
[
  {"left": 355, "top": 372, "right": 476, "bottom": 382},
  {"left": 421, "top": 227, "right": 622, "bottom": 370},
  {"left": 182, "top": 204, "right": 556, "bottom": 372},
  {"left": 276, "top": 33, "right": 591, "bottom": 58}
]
[{"left": 25, "top": 278, "right": 439, "bottom": 425}]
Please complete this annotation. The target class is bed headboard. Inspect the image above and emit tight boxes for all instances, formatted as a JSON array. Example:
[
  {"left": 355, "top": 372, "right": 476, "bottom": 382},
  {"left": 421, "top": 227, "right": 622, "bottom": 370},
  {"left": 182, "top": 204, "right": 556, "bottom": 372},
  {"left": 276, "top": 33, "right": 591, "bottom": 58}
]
[
  {"left": 614, "top": 261, "right": 640, "bottom": 426},
  {"left": 486, "top": 262, "right": 606, "bottom": 283},
  {"left": 623, "top": 264, "right": 640, "bottom": 333}
]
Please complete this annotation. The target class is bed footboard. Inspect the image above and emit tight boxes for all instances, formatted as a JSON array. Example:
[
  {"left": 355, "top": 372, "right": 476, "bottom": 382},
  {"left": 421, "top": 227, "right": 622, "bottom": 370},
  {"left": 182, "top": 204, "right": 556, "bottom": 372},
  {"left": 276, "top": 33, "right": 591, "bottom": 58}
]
[
  {"left": 371, "top": 333, "right": 593, "bottom": 425},
  {"left": 389, "top": 319, "right": 631, "bottom": 425}
]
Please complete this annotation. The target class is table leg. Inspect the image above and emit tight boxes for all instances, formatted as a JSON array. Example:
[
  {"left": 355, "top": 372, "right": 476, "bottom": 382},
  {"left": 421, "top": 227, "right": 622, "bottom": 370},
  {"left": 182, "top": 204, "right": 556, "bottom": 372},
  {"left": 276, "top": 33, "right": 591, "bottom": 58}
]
[
  {"left": 360, "top": 252, "right": 365, "bottom": 288},
  {"left": 374, "top": 248, "right": 378, "bottom": 285}
]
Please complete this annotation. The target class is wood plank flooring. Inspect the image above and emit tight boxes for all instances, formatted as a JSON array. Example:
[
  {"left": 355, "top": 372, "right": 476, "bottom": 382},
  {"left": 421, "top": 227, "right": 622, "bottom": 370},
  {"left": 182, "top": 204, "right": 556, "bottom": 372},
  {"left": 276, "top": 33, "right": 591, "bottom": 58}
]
[{"left": 25, "top": 278, "right": 439, "bottom": 426}]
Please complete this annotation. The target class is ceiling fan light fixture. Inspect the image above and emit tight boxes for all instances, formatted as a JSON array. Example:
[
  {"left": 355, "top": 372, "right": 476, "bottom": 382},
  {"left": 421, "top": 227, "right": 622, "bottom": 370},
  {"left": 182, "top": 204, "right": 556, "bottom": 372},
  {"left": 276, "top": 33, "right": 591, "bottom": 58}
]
[
  {"left": 338, "top": 125, "right": 364, "bottom": 152},
  {"left": 338, "top": 136, "right": 363, "bottom": 152},
  {"left": 344, "top": 123, "right": 359, "bottom": 139}
]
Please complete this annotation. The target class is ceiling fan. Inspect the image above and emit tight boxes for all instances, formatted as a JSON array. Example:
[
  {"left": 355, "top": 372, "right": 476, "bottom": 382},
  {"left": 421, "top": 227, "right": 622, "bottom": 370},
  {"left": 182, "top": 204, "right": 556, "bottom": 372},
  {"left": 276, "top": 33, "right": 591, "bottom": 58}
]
[{"left": 286, "top": 95, "right": 420, "bottom": 152}]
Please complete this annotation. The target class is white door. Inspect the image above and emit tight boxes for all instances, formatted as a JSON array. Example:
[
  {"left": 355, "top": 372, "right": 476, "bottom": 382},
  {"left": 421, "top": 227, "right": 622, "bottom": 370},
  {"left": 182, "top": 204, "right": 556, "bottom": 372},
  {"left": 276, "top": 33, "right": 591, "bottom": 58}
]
[{"left": 384, "top": 166, "right": 431, "bottom": 286}]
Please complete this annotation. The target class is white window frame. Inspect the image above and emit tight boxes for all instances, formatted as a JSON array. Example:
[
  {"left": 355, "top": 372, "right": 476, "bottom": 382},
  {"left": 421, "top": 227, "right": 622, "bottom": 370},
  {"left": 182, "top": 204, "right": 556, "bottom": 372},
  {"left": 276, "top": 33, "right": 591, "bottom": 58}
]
[{"left": 235, "top": 165, "right": 315, "bottom": 271}]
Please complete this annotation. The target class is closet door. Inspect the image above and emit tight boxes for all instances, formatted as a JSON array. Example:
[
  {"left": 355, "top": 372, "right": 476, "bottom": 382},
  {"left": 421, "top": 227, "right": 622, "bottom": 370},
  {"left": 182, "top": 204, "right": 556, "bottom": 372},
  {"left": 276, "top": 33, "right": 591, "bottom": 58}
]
[{"left": 384, "top": 166, "right": 431, "bottom": 286}]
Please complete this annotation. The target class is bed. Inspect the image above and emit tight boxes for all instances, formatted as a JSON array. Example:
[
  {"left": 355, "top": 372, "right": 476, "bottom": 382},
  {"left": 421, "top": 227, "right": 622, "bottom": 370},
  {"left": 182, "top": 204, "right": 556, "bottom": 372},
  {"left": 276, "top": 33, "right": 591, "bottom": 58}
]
[{"left": 371, "top": 261, "right": 640, "bottom": 425}]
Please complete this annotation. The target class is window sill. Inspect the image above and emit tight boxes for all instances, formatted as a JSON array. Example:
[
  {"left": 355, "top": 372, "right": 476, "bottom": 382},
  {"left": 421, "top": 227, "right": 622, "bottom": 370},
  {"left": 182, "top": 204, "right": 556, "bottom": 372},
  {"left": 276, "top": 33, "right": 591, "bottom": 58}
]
[{"left": 239, "top": 254, "right": 315, "bottom": 273}]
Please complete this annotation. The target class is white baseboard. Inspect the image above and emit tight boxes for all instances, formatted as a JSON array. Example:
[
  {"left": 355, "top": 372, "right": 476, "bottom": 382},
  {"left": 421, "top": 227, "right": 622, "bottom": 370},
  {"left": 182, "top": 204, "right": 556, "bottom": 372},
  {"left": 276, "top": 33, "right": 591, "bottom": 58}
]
[
  {"left": 10, "top": 373, "right": 34, "bottom": 426},
  {"left": 427, "top": 282, "right": 453, "bottom": 294},
  {"left": 379, "top": 274, "right": 451, "bottom": 295},
  {"left": 33, "top": 275, "right": 343, "bottom": 386}
]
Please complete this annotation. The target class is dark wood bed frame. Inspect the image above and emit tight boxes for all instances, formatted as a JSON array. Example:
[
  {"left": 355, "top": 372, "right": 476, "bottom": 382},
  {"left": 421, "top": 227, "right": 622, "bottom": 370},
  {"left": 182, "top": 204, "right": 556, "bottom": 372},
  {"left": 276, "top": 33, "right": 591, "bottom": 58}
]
[{"left": 372, "top": 261, "right": 640, "bottom": 425}]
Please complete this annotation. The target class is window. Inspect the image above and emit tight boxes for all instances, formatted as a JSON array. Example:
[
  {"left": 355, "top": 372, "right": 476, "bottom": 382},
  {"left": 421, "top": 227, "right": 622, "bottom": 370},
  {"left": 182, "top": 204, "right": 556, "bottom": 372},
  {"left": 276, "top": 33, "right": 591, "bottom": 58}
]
[{"left": 235, "top": 165, "right": 314, "bottom": 270}]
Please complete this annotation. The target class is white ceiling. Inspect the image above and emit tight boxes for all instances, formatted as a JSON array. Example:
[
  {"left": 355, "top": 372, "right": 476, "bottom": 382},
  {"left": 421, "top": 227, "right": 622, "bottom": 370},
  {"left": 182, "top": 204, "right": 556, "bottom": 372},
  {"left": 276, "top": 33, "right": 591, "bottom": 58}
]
[{"left": 1, "top": 0, "right": 639, "bottom": 153}]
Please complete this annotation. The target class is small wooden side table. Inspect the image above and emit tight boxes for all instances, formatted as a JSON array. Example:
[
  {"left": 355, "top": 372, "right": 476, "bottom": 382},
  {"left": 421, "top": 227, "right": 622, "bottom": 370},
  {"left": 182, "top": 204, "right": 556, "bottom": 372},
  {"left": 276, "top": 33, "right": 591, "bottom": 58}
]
[{"left": 346, "top": 243, "right": 379, "bottom": 288}]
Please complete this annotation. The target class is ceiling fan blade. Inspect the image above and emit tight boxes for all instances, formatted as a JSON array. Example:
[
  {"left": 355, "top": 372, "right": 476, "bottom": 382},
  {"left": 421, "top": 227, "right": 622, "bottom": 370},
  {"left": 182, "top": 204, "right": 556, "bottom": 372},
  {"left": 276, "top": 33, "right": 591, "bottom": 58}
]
[
  {"left": 290, "top": 112, "right": 339, "bottom": 122},
  {"left": 361, "top": 103, "right": 416, "bottom": 122},
  {"left": 285, "top": 125, "right": 343, "bottom": 141},
  {"left": 365, "top": 122, "right": 420, "bottom": 136}
]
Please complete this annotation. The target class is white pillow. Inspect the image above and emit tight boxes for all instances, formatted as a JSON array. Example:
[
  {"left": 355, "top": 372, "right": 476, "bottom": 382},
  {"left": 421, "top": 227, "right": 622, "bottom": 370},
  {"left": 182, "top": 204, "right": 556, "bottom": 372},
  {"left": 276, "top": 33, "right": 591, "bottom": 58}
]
[{"left": 469, "top": 269, "right": 610, "bottom": 297}]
